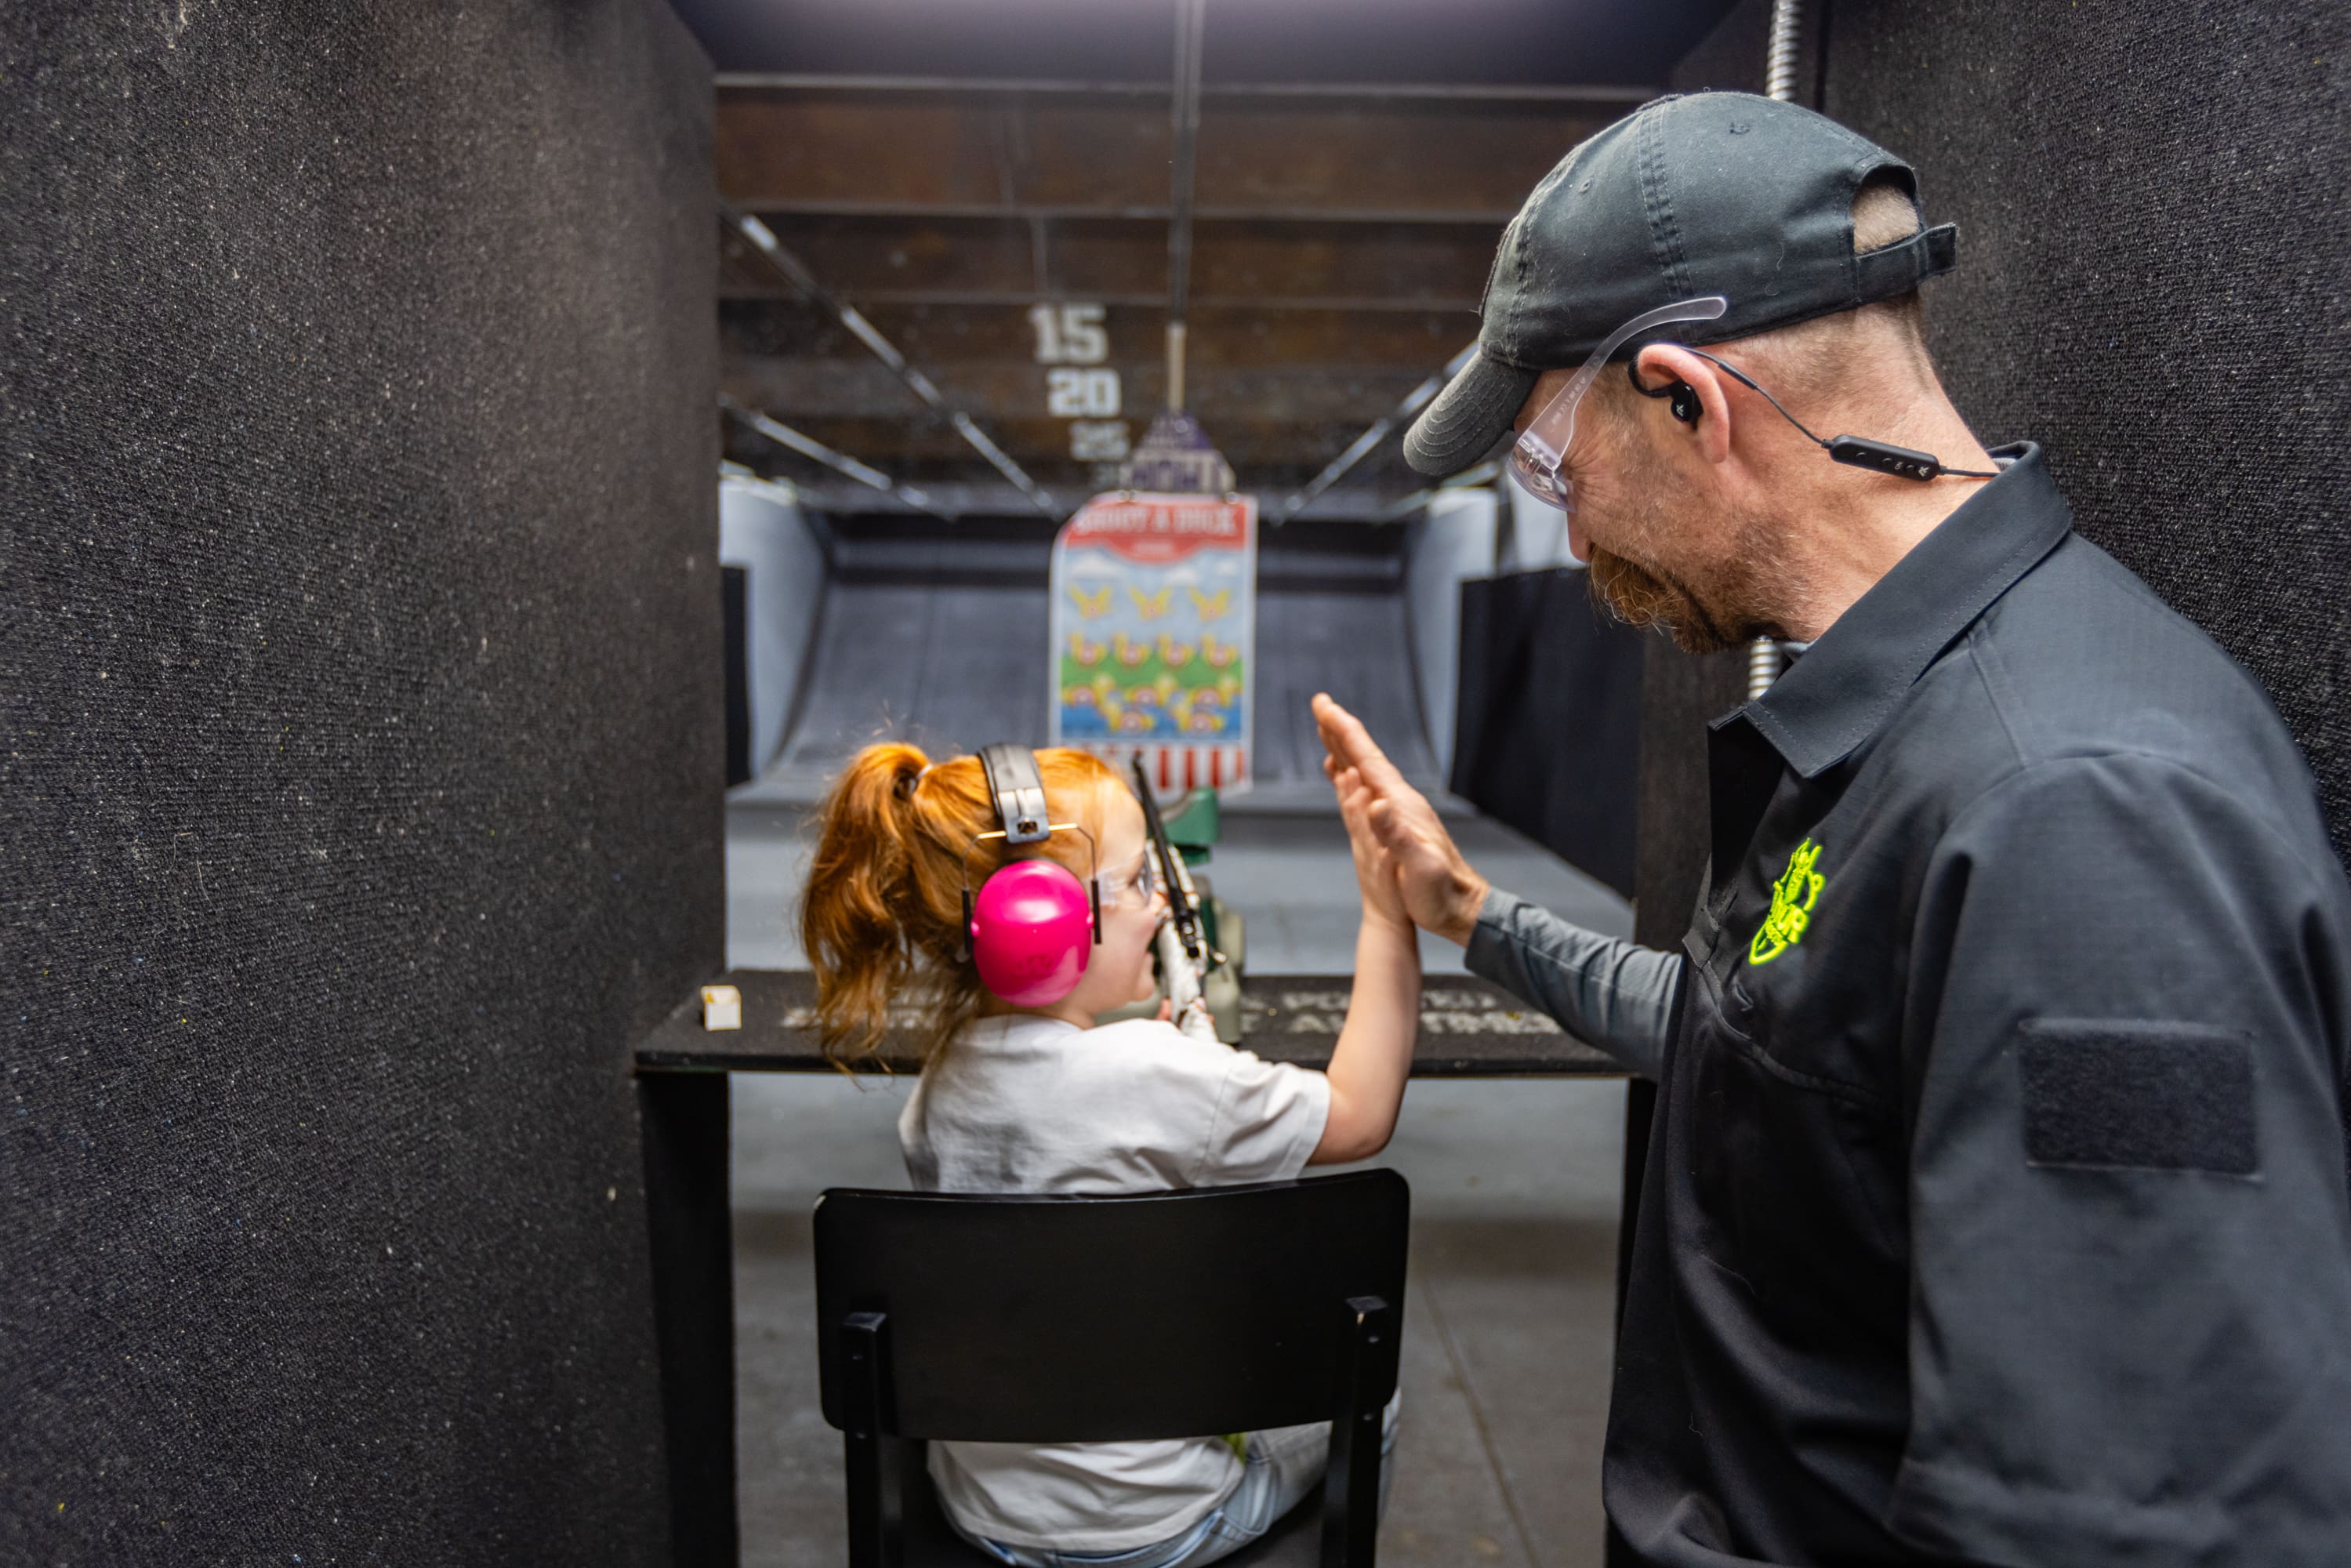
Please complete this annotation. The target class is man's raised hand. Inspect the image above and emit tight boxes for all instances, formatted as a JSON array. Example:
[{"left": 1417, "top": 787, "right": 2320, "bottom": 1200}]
[{"left": 1312, "top": 692, "right": 1490, "bottom": 947}]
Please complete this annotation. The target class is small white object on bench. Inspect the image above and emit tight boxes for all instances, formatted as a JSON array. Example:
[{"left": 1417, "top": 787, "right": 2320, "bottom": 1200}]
[{"left": 701, "top": 984, "right": 742, "bottom": 1032}]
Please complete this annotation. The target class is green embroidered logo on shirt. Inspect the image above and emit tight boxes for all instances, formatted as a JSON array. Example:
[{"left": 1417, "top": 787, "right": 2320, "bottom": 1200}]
[{"left": 1750, "top": 838, "right": 1825, "bottom": 965}]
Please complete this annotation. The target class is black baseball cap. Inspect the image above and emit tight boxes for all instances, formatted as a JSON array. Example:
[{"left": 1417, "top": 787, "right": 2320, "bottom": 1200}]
[{"left": 1402, "top": 91, "right": 1957, "bottom": 477}]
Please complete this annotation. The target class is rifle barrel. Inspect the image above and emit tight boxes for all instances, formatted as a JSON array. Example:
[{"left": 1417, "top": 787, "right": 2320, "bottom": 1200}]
[{"left": 1130, "top": 757, "right": 1203, "bottom": 961}]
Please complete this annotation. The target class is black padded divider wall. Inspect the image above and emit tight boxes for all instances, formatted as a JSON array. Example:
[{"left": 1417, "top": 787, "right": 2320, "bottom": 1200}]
[
  {"left": 2, "top": 5, "right": 717, "bottom": 1562},
  {"left": 1631, "top": 646, "right": 1751, "bottom": 950},
  {"left": 1452, "top": 573, "right": 1647, "bottom": 898},
  {"left": 1819, "top": 1, "right": 2351, "bottom": 858}
]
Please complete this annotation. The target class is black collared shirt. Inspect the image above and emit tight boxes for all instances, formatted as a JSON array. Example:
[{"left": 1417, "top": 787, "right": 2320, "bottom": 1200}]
[{"left": 1472, "top": 445, "right": 2351, "bottom": 1565}]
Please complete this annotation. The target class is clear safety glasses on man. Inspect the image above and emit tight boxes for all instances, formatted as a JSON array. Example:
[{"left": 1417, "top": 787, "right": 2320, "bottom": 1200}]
[{"left": 1507, "top": 296, "right": 1728, "bottom": 513}]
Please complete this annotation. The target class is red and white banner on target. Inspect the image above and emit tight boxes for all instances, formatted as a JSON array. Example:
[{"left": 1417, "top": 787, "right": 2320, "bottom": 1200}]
[{"left": 1085, "top": 742, "right": 1251, "bottom": 794}]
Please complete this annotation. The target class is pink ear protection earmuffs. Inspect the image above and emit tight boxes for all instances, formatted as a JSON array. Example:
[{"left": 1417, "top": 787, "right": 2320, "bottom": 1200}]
[{"left": 960, "top": 743, "right": 1101, "bottom": 1007}]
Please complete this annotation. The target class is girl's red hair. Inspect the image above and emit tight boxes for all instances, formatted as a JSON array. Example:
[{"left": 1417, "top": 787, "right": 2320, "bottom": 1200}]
[{"left": 799, "top": 742, "right": 1123, "bottom": 1070}]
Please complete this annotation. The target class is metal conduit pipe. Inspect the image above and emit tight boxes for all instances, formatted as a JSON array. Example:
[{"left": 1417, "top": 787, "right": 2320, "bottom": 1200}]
[
  {"left": 1278, "top": 341, "right": 1479, "bottom": 523},
  {"left": 1764, "top": 0, "right": 1805, "bottom": 104},
  {"left": 720, "top": 201, "right": 1058, "bottom": 518},
  {"left": 1745, "top": 0, "right": 1805, "bottom": 699},
  {"left": 1163, "top": 0, "right": 1206, "bottom": 413},
  {"left": 720, "top": 395, "right": 951, "bottom": 521},
  {"left": 1373, "top": 459, "right": 1504, "bottom": 525},
  {"left": 711, "top": 73, "right": 1660, "bottom": 106}
]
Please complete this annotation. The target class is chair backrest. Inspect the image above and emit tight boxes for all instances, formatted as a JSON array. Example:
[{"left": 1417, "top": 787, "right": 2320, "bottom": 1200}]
[{"left": 815, "top": 1170, "right": 1410, "bottom": 1443}]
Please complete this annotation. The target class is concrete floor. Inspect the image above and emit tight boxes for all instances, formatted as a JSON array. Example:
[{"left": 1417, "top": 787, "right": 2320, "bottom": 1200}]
[{"left": 727, "top": 792, "right": 1632, "bottom": 1567}]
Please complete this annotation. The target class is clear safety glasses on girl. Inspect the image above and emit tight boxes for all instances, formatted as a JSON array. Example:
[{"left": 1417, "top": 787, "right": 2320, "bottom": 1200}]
[
  {"left": 1507, "top": 295, "right": 1728, "bottom": 513},
  {"left": 1100, "top": 852, "right": 1156, "bottom": 908}
]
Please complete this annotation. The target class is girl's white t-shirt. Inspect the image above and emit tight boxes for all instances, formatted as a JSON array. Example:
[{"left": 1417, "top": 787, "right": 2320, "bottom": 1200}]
[{"left": 897, "top": 1013, "right": 1333, "bottom": 1554}]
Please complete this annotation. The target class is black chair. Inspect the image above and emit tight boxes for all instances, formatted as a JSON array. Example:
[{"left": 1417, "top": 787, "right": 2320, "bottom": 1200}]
[{"left": 814, "top": 1170, "right": 1410, "bottom": 1568}]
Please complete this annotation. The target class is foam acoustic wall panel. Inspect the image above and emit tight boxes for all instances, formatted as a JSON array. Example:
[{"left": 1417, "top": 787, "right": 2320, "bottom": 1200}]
[
  {"left": 2, "top": 4, "right": 718, "bottom": 1562},
  {"left": 1820, "top": 0, "right": 2351, "bottom": 860}
]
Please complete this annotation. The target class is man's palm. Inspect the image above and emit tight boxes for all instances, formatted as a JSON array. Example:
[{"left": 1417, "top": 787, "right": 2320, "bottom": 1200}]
[{"left": 1312, "top": 692, "right": 1489, "bottom": 946}]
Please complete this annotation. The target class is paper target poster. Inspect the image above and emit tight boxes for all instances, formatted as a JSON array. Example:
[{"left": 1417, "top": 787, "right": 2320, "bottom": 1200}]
[{"left": 1049, "top": 492, "right": 1256, "bottom": 793}]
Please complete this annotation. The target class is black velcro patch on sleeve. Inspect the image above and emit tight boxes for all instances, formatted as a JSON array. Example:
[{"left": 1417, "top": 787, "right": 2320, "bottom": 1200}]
[{"left": 2016, "top": 1020, "right": 2258, "bottom": 1176}]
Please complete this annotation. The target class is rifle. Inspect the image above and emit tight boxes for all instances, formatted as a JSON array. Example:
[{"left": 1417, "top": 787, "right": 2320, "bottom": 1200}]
[{"left": 1131, "top": 757, "right": 1224, "bottom": 1036}]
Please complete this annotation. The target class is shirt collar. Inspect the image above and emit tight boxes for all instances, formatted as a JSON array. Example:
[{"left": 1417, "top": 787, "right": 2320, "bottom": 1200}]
[{"left": 1720, "top": 441, "right": 2072, "bottom": 779}]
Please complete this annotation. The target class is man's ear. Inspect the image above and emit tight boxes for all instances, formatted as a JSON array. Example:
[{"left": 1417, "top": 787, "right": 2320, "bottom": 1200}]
[{"left": 1634, "top": 343, "right": 1734, "bottom": 467}]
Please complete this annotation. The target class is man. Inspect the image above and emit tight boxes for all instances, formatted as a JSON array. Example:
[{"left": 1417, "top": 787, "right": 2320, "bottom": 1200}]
[{"left": 1316, "top": 91, "right": 2351, "bottom": 1566}]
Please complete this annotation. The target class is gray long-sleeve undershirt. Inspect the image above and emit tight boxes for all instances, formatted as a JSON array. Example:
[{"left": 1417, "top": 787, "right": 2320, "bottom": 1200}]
[{"left": 1462, "top": 887, "right": 1682, "bottom": 1079}]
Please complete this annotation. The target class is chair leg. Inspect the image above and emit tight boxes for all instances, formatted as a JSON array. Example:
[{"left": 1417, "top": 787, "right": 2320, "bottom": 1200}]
[
  {"left": 845, "top": 1428, "right": 886, "bottom": 1568},
  {"left": 639, "top": 1072, "right": 738, "bottom": 1568},
  {"left": 844, "top": 1311, "right": 896, "bottom": 1568},
  {"left": 1319, "top": 1295, "right": 1395, "bottom": 1568}
]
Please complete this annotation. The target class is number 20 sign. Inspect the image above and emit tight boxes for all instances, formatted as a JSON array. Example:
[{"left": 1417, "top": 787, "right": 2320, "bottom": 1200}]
[{"left": 1046, "top": 368, "right": 1120, "bottom": 418}]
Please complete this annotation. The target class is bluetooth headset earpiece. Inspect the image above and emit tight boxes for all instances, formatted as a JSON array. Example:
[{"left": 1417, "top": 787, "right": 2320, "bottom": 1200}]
[
  {"left": 959, "top": 743, "right": 1102, "bottom": 1007},
  {"left": 1628, "top": 350, "right": 1997, "bottom": 484}
]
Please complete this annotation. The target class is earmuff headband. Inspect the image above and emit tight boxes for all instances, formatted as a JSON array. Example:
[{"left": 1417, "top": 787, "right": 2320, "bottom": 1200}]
[{"left": 978, "top": 742, "right": 1051, "bottom": 845}]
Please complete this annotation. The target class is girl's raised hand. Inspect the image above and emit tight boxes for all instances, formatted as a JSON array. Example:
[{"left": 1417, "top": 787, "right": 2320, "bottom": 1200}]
[{"left": 1330, "top": 759, "right": 1410, "bottom": 930}]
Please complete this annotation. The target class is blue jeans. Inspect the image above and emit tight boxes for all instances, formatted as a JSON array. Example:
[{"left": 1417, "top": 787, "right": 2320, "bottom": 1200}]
[{"left": 955, "top": 1396, "right": 1402, "bottom": 1568}]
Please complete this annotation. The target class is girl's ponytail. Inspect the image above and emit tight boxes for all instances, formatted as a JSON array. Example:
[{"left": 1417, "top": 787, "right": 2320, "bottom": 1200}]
[{"left": 800, "top": 742, "right": 932, "bottom": 1069}]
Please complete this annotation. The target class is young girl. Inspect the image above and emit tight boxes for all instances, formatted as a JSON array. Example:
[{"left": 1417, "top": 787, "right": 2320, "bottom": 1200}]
[{"left": 800, "top": 733, "right": 1419, "bottom": 1566}]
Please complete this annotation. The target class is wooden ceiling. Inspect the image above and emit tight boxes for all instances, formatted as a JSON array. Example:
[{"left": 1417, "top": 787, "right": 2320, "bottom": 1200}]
[{"left": 717, "top": 79, "right": 1658, "bottom": 517}]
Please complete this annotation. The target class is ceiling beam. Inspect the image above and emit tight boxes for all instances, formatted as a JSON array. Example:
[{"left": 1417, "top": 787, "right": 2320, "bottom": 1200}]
[
  {"left": 720, "top": 213, "right": 1497, "bottom": 311},
  {"left": 720, "top": 358, "right": 1433, "bottom": 425},
  {"left": 732, "top": 411, "right": 1426, "bottom": 485},
  {"left": 716, "top": 88, "right": 1613, "bottom": 223},
  {"left": 721, "top": 468, "right": 1423, "bottom": 525},
  {"left": 725, "top": 200, "right": 1518, "bottom": 225},
  {"left": 720, "top": 298, "right": 1475, "bottom": 369},
  {"left": 713, "top": 74, "right": 1657, "bottom": 106}
]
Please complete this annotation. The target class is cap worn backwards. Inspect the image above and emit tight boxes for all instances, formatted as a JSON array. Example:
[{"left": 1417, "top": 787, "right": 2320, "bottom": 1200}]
[{"left": 1403, "top": 91, "right": 1958, "bottom": 477}]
